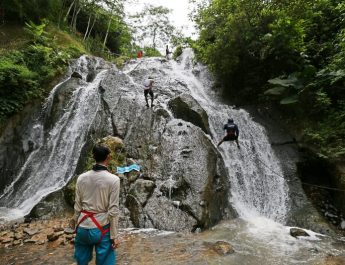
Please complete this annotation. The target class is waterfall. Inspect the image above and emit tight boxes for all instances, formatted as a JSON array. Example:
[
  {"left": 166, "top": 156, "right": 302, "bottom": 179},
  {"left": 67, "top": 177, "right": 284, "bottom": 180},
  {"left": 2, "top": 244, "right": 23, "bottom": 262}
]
[
  {"left": 171, "top": 49, "right": 289, "bottom": 223},
  {"left": 0, "top": 51, "right": 289, "bottom": 226},
  {"left": 0, "top": 57, "right": 110, "bottom": 223}
]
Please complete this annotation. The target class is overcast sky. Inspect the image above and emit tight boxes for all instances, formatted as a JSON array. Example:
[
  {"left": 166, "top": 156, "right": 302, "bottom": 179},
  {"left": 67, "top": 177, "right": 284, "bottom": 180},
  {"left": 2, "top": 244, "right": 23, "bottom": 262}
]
[{"left": 124, "top": 0, "right": 197, "bottom": 38}]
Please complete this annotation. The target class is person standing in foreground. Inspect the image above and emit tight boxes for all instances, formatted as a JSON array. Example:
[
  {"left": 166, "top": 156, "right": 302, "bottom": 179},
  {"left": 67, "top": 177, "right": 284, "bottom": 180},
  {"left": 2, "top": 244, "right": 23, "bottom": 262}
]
[
  {"left": 73, "top": 145, "right": 120, "bottom": 265},
  {"left": 143, "top": 77, "right": 154, "bottom": 108},
  {"left": 217, "top": 118, "right": 240, "bottom": 149}
]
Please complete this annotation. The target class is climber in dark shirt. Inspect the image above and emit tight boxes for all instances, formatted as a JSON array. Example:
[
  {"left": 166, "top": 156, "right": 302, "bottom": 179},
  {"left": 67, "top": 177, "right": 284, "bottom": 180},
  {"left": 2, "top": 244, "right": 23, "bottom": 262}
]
[
  {"left": 166, "top": 45, "right": 172, "bottom": 59},
  {"left": 217, "top": 118, "right": 240, "bottom": 148}
]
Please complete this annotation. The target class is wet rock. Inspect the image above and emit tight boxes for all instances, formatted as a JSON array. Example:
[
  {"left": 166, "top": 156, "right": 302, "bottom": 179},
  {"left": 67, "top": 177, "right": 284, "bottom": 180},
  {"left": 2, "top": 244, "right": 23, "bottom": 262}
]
[
  {"left": 290, "top": 228, "right": 310, "bottom": 238},
  {"left": 13, "top": 232, "right": 23, "bottom": 240},
  {"left": 29, "top": 190, "right": 69, "bottom": 219},
  {"left": 144, "top": 196, "right": 197, "bottom": 231},
  {"left": 308, "top": 247, "right": 318, "bottom": 253},
  {"left": 47, "top": 232, "right": 62, "bottom": 242},
  {"left": 128, "top": 179, "right": 156, "bottom": 206},
  {"left": 172, "top": 201, "right": 181, "bottom": 207},
  {"left": 323, "top": 255, "right": 345, "bottom": 265},
  {"left": 53, "top": 227, "right": 64, "bottom": 232},
  {"left": 100, "top": 136, "right": 124, "bottom": 151},
  {"left": 24, "top": 239, "right": 37, "bottom": 244},
  {"left": 126, "top": 171, "right": 140, "bottom": 184},
  {"left": 1, "top": 237, "right": 13, "bottom": 244},
  {"left": 64, "top": 228, "right": 75, "bottom": 235},
  {"left": 13, "top": 240, "right": 21, "bottom": 246},
  {"left": 71, "top": 72, "right": 83, "bottom": 79},
  {"left": 168, "top": 93, "right": 210, "bottom": 135},
  {"left": 86, "top": 72, "right": 96, "bottom": 82},
  {"left": 205, "top": 240, "right": 235, "bottom": 255},
  {"left": 65, "top": 234, "right": 74, "bottom": 240},
  {"left": 23, "top": 228, "right": 39, "bottom": 236}
]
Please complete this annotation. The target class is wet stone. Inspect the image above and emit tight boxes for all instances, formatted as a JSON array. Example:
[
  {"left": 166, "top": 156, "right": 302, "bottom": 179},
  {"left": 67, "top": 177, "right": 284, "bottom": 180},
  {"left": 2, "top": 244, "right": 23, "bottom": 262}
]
[
  {"left": 64, "top": 228, "right": 75, "bottom": 235},
  {"left": 209, "top": 241, "right": 235, "bottom": 255},
  {"left": 71, "top": 72, "right": 83, "bottom": 79},
  {"left": 14, "top": 232, "right": 23, "bottom": 240},
  {"left": 1, "top": 237, "right": 13, "bottom": 244},
  {"left": 24, "top": 228, "right": 39, "bottom": 236},
  {"left": 290, "top": 228, "right": 310, "bottom": 238},
  {"left": 55, "top": 231, "right": 65, "bottom": 237},
  {"left": 47, "top": 233, "right": 60, "bottom": 242},
  {"left": 53, "top": 227, "right": 64, "bottom": 233},
  {"left": 65, "top": 234, "right": 74, "bottom": 240},
  {"left": 24, "top": 239, "right": 37, "bottom": 244},
  {"left": 12, "top": 240, "right": 21, "bottom": 246}
]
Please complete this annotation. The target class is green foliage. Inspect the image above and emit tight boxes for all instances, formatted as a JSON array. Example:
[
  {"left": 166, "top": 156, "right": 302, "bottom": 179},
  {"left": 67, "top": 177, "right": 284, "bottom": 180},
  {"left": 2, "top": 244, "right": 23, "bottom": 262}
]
[
  {"left": 143, "top": 46, "right": 162, "bottom": 57},
  {"left": 173, "top": 45, "right": 183, "bottom": 60},
  {"left": 24, "top": 20, "right": 50, "bottom": 44},
  {"left": 129, "top": 4, "right": 176, "bottom": 50},
  {"left": 0, "top": 21, "right": 83, "bottom": 122},
  {"left": 193, "top": 0, "right": 345, "bottom": 158},
  {"left": 0, "top": 54, "right": 41, "bottom": 120},
  {"left": 2, "top": 0, "right": 132, "bottom": 56}
]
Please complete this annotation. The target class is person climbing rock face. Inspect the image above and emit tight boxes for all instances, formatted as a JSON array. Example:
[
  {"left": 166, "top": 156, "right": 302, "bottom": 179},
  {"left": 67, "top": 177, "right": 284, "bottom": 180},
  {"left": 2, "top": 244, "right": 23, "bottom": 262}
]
[
  {"left": 143, "top": 77, "right": 154, "bottom": 108},
  {"left": 166, "top": 45, "right": 172, "bottom": 59},
  {"left": 73, "top": 145, "right": 120, "bottom": 265},
  {"left": 217, "top": 118, "right": 240, "bottom": 149}
]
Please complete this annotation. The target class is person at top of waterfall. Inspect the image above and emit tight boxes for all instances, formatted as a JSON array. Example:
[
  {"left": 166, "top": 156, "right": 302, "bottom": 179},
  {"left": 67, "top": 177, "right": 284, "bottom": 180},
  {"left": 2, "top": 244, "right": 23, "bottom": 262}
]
[
  {"left": 166, "top": 45, "right": 172, "bottom": 59},
  {"left": 217, "top": 118, "right": 240, "bottom": 149},
  {"left": 73, "top": 144, "right": 120, "bottom": 265},
  {"left": 143, "top": 77, "right": 154, "bottom": 108}
]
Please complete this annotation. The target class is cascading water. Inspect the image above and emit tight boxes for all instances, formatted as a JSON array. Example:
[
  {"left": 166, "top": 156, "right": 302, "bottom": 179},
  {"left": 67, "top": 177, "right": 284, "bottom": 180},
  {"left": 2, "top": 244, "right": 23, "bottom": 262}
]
[
  {"left": 0, "top": 56, "right": 111, "bottom": 223},
  {"left": 1, "top": 51, "right": 344, "bottom": 264},
  {"left": 171, "top": 49, "right": 289, "bottom": 223}
]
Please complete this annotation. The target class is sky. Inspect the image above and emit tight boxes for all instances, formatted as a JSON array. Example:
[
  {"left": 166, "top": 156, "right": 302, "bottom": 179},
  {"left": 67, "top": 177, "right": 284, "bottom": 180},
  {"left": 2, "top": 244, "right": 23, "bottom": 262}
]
[{"left": 124, "top": 0, "right": 197, "bottom": 38}]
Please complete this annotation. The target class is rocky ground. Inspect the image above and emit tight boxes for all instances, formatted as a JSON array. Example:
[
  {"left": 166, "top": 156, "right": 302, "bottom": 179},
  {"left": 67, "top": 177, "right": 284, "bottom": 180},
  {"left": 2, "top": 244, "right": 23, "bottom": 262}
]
[
  {"left": 1, "top": 216, "right": 345, "bottom": 265},
  {"left": 0, "top": 216, "right": 236, "bottom": 265}
]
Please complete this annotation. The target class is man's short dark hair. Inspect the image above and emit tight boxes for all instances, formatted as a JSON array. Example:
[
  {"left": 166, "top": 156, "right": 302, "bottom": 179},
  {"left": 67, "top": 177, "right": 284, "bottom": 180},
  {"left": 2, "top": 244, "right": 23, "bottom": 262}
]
[{"left": 93, "top": 145, "right": 111, "bottom": 163}]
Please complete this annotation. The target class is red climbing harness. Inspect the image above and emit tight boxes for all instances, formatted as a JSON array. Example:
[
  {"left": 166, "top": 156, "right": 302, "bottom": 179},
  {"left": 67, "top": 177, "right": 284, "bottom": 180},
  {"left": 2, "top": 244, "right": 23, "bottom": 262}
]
[{"left": 76, "top": 210, "right": 110, "bottom": 243}]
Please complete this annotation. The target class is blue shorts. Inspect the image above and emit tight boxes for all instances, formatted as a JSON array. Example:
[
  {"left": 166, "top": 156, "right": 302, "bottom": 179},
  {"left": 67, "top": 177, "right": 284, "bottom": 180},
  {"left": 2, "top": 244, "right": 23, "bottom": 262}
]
[{"left": 74, "top": 224, "right": 116, "bottom": 265}]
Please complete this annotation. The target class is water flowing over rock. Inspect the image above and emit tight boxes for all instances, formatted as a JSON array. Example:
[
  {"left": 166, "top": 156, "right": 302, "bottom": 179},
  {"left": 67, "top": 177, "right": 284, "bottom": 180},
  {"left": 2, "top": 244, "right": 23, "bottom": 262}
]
[{"left": 0, "top": 49, "right": 332, "bottom": 236}]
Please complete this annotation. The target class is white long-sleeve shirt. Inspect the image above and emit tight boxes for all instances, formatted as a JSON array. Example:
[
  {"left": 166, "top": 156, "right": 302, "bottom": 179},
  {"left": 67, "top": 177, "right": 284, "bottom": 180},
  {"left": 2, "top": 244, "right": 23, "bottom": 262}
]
[{"left": 74, "top": 169, "right": 120, "bottom": 239}]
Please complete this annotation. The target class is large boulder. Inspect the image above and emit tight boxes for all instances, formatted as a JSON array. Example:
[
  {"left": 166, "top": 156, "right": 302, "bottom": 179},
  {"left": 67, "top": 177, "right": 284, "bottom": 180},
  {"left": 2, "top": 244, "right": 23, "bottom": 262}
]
[{"left": 168, "top": 93, "right": 210, "bottom": 135}]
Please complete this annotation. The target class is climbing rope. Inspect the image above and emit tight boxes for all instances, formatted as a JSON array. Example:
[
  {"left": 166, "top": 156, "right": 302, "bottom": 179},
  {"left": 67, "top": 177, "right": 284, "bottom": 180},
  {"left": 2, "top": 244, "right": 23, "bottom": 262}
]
[{"left": 254, "top": 154, "right": 345, "bottom": 193}]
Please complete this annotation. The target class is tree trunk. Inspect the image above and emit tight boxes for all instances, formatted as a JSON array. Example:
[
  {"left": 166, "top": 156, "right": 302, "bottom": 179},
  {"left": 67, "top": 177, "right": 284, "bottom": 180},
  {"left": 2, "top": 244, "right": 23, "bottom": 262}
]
[
  {"left": 103, "top": 17, "right": 112, "bottom": 50},
  {"left": 64, "top": 0, "right": 75, "bottom": 23},
  {"left": 86, "top": 16, "right": 97, "bottom": 40},
  {"left": 83, "top": 14, "right": 92, "bottom": 41}
]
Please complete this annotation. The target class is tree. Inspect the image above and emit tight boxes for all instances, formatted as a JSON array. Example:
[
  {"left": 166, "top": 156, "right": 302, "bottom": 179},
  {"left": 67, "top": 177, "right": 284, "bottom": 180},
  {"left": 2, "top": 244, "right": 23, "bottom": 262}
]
[
  {"left": 102, "top": 0, "right": 124, "bottom": 50},
  {"left": 129, "top": 4, "right": 176, "bottom": 50}
]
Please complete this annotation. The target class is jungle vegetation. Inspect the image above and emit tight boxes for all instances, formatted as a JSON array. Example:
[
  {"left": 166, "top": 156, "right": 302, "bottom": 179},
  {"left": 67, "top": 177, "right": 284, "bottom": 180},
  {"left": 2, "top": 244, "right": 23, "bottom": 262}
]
[{"left": 192, "top": 0, "right": 345, "bottom": 158}]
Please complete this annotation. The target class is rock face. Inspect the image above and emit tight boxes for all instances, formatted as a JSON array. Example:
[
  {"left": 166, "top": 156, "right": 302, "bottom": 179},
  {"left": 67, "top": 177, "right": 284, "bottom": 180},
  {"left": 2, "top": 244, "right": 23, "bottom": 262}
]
[
  {"left": 0, "top": 53, "right": 336, "bottom": 236},
  {"left": 168, "top": 93, "right": 210, "bottom": 135},
  {"left": 92, "top": 57, "right": 234, "bottom": 232}
]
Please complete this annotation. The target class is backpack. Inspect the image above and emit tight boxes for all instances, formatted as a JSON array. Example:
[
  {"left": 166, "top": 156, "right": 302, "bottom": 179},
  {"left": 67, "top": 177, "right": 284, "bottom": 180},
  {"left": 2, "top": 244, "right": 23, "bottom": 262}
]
[{"left": 226, "top": 123, "right": 237, "bottom": 136}]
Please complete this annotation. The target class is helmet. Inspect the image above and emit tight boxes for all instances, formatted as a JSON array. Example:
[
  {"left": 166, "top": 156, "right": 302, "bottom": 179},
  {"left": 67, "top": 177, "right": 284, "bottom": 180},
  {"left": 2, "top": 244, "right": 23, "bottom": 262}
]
[{"left": 228, "top": 118, "right": 234, "bottom": 123}]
